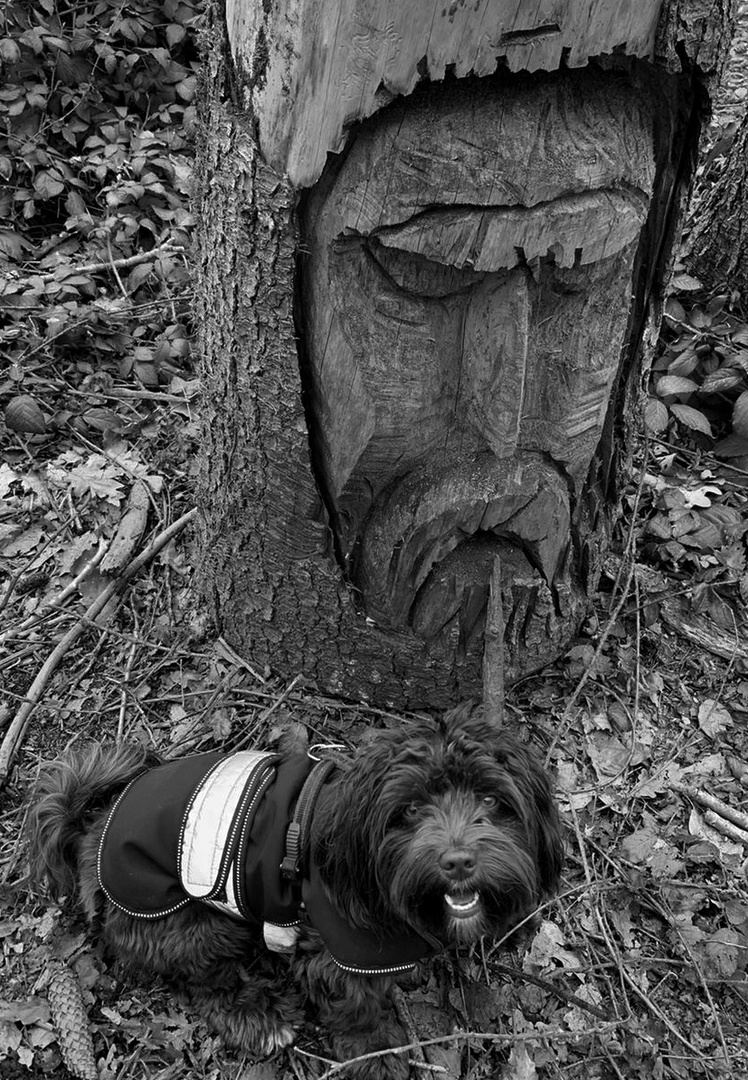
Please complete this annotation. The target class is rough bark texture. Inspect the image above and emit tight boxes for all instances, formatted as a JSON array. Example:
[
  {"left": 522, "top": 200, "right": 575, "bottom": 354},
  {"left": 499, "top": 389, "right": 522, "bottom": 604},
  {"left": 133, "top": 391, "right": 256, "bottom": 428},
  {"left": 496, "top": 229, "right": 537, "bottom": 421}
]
[
  {"left": 194, "top": 0, "right": 733, "bottom": 710},
  {"left": 688, "top": 106, "right": 748, "bottom": 294}
]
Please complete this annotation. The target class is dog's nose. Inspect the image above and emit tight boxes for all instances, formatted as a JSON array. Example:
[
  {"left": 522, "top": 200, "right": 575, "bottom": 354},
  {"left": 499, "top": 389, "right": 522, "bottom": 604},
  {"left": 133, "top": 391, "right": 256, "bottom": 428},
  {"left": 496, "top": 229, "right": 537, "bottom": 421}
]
[{"left": 439, "top": 847, "right": 476, "bottom": 879}]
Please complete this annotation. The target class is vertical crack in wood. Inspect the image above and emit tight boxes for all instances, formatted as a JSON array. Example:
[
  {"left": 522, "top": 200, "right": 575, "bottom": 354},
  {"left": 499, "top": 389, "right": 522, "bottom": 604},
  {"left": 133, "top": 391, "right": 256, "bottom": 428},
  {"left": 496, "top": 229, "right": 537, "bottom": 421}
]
[{"left": 482, "top": 555, "right": 505, "bottom": 729}]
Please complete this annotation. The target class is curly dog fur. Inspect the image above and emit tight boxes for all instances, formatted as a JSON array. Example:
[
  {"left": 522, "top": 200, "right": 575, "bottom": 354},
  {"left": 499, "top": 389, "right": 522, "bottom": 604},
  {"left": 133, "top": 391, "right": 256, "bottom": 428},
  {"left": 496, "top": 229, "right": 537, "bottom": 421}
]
[{"left": 28, "top": 703, "right": 562, "bottom": 1078}]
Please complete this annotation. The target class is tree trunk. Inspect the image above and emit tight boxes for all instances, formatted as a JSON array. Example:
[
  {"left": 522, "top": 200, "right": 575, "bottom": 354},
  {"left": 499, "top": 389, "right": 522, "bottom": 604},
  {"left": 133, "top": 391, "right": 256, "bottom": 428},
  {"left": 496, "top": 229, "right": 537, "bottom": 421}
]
[
  {"left": 194, "top": 0, "right": 733, "bottom": 710},
  {"left": 688, "top": 105, "right": 748, "bottom": 295}
]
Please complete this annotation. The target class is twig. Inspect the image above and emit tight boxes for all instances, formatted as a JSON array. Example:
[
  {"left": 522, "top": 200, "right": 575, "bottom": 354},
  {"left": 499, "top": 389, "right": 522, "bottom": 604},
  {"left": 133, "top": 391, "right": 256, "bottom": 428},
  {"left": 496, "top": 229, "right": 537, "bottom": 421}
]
[
  {"left": 0, "top": 514, "right": 76, "bottom": 620},
  {"left": 489, "top": 962, "right": 610, "bottom": 1021},
  {"left": 703, "top": 810, "right": 748, "bottom": 846},
  {"left": 0, "top": 508, "right": 198, "bottom": 786},
  {"left": 117, "top": 614, "right": 140, "bottom": 744},
  {"left": 39, "top": 241, "right": 184, "bottom": 284},
  {"left": 0, "top": 537, "right": 108, "bottom": 646},
  {"left": 482, "top": 555, "right": 505, "bottom": 728},
  {"left": 390, "top": 986, "right": 434, "bottom": 1073},
  {"left": 306, "top": 1023, "right": 626, "bottom": 1080},
  {"left": 672, "top": 783, "right": 748, "bottom": 833}
]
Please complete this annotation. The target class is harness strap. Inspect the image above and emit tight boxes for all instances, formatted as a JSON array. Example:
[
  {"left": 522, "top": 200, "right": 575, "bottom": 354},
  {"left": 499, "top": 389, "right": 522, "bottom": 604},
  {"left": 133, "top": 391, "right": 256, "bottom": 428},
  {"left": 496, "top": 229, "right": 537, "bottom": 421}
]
[{"left": 281, "top": 758, "right": 336, "bottom": 882}]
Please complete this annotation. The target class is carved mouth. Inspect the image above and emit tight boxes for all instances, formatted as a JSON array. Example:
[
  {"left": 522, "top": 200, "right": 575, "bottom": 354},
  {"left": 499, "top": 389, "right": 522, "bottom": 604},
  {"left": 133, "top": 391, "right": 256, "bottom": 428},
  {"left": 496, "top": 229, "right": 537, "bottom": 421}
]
[{"left": 356, "top": 453, "right": 570, "bottom": 635}]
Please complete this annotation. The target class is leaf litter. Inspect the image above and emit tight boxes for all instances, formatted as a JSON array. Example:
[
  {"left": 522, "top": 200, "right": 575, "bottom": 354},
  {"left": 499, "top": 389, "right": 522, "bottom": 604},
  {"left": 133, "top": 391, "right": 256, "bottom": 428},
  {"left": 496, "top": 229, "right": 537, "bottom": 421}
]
[{"left": 1, "top": 3, "right": 748, "bottom": 1080}]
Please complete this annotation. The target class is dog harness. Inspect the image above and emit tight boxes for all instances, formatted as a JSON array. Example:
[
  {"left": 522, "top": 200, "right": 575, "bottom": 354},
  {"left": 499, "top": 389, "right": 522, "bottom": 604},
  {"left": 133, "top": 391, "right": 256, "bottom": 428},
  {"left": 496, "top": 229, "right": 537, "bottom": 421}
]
[{"left": 97, "top": 749, "right": 435, "bottom": 975}]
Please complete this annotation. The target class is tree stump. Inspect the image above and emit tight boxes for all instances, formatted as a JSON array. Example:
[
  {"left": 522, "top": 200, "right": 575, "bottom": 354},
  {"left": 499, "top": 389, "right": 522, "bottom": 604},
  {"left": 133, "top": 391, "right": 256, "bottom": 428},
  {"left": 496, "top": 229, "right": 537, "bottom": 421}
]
[{"left": 194, "top": 0, "right": 733, "bottom": 708}]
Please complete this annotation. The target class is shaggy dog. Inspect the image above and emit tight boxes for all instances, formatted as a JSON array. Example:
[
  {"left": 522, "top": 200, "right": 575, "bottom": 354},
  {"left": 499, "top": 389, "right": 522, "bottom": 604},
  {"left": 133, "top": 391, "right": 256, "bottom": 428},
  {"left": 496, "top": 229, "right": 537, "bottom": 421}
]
[{"left": 28, "top": 704, "right": 562, "bottom": 1079}]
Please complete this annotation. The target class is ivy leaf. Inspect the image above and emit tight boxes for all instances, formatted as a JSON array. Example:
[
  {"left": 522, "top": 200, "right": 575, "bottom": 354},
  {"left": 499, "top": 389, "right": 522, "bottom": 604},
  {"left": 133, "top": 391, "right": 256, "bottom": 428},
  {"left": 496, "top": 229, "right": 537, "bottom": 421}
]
[
  {"left": 33, "top": 169, "right": 65, "bottom": 198},
  {"left": 668, "top": 346, "right": 700, "bottom": 376},
  {"left": 0, "top": 228, "right": 29, "bottom": 260},
  {"left": 670, "top": 403, "right": 712, "bottom": 436},
  {"left": 656, "top": 375, "right": 698, "bottom": 397},
  {"left": 166, "top": 23, "right": 186, "bottom": 46},
  {"left": 700, "top": 368, "right": 743, "bottom": 394},
  {"left": 732, "top": 391, "right": 748, "bottom": 438},
  {"left": 670, "top": 272, "right": 702, "bottom": 292},
  {"left": 665, "top": 297, "right": 687, "bottom": 323},
  {"left": 644, "top": 397, "right": 669, "bottom": 434}
]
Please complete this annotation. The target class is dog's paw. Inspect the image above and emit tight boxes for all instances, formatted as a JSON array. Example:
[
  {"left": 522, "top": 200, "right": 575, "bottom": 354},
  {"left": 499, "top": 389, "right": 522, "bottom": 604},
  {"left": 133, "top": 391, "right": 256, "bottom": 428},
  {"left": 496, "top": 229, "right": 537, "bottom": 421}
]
[
  {"left": 217, "top": 1010, "right": 298, "bottom": 1057},
  {"left": 255, "top": 1020, "right": 297, "bottom": 1056}
]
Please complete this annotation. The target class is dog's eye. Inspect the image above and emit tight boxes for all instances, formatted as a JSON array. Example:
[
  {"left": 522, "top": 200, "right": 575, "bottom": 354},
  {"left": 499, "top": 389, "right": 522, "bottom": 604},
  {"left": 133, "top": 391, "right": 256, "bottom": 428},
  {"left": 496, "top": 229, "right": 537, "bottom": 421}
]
[
  {"left": 404, "top": 803, "right": 420, "bottom": 820},
  {"left": 481, "top": 796, "right": 498, "bottom": 810}
]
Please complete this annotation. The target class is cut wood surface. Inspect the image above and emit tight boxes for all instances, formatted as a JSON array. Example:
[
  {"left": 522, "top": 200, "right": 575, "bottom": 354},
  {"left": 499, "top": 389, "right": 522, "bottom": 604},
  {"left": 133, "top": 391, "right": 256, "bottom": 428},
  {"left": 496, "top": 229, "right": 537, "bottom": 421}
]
[
  {"left": 195, "top": 0, "right": 733, "bottom": 707},
  {"left": 225, "top": 0, "right": 732, "bottom": 188},
  {"left": 299, "top": 72, "right": 653, "bottom": 651}
]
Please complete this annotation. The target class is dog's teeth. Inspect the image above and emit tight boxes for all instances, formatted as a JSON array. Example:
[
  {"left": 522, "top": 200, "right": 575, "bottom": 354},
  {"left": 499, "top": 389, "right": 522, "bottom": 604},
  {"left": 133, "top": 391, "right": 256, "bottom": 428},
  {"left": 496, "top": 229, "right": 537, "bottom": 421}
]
[{"left": 444, "top": 892, "right": 480, "bottom": 913}]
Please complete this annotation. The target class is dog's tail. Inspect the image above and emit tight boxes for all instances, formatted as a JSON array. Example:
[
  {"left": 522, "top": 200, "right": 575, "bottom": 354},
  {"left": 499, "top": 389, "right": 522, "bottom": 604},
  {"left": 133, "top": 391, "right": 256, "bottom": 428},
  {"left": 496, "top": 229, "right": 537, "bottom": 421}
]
[{"left": 27, "top": 742, "right": 160, "bottom": 901}]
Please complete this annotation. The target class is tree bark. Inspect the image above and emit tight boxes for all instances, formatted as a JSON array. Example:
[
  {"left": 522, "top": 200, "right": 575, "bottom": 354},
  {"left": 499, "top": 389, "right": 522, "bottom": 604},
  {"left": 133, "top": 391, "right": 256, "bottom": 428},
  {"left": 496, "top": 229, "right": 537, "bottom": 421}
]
[
  {"left": 688, "top": 106, "right": 748, "bottom": 295},
  {"left": 194, "top": 0, "right": 733, "bottom": 710}
]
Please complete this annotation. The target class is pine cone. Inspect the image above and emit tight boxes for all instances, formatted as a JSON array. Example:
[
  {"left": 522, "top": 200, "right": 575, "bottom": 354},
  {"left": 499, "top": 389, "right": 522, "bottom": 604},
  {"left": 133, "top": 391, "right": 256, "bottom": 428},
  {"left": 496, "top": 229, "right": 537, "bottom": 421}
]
[{"left": 46, "top": 956, "right": 99, "bottom": 1080}]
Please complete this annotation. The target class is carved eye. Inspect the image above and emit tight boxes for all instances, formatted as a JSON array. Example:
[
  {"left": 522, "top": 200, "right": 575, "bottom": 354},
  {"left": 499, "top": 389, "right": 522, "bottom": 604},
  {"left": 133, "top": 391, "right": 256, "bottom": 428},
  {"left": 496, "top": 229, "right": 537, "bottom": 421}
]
[{"left": 364, "top": 238, "right": 484, "bottom": 299}]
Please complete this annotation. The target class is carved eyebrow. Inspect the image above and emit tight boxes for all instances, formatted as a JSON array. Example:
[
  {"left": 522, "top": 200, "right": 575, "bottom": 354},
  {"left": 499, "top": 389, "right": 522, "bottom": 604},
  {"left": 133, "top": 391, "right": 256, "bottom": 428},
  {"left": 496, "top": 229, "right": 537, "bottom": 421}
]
[{"left": 370, "top": 189, "right": 648, "bottom": 271}]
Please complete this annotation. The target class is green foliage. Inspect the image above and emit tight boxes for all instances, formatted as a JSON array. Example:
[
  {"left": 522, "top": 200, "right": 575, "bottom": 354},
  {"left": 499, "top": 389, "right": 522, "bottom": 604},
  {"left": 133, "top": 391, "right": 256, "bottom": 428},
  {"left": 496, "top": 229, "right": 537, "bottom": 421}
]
[
  {"left": 646, "top": 280, "right": 748, "bottom": 463},
  {"left": 0, "top": 0, "right": 199, "bottom": 411}
]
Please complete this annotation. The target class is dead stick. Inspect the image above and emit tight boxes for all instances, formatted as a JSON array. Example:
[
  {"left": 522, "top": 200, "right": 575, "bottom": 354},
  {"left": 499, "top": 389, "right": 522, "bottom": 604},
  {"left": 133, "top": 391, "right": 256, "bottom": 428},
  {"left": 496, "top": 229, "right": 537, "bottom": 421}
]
[
  {"left": 40, "top": 240, "right": 184, "bottom": 283},
  {"left": 483, "top": 555, "right": 505, "bottom": 726},
  {"left": 309, "top": 1023, "right": 624, "bottom": 1080},
  {"left": 704, "top": 811, "right": 748, "bottom": 846},
  {"left": 0, "top": 508, "right": 198, "bottom": 786},
  {"left": 673, "top": 782, "right": 748, "bottom": 833},
  {"left": 390, "top": 987, "right": 433, "bottom": 1073}
]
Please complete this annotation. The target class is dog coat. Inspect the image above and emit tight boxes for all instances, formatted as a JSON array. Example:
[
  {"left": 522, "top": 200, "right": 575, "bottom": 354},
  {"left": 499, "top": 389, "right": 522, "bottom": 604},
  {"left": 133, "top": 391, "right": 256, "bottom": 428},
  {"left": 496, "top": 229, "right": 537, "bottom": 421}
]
[{"left": 97, "top": 749, "right": 435, "bottom": 975}]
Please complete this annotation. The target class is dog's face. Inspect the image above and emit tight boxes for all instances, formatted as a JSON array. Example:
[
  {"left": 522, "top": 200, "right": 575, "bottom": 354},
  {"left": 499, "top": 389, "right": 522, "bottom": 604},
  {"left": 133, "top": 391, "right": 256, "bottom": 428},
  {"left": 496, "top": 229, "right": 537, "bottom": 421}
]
[{"left": 313, "top": 703, "right": 563, "bottom": 945}]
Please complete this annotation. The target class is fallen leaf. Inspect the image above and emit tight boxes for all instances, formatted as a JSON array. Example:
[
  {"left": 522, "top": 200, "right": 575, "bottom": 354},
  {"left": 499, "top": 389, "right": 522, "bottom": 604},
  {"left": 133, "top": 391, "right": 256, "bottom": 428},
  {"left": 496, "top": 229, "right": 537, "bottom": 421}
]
[
  {"left": 4, "top": 394, "right": 47, "bottom": 434},
  {"left": 697, "top": 699, "right": 733, "bottom": 737}
]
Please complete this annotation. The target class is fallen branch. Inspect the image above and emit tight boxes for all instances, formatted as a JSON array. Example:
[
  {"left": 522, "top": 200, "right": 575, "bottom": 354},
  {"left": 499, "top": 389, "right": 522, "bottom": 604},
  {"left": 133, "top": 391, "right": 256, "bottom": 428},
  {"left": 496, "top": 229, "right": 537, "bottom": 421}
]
[
  {"left": 703, "top": 810, "right": 748, "bottom": 846},
  {"left": 0, "top": 508, "right": 198, "bottom": 786},
  {"left": 673, "top": 782, "right": 748, "bottom": 834}
]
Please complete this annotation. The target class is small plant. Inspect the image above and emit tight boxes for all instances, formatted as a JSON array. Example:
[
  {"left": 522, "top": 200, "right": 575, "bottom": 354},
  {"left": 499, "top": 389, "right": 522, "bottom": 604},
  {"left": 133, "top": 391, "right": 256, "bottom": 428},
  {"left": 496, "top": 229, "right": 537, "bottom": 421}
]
[{"left": 646, "top": 274, "right": 748, "bottom": 466}]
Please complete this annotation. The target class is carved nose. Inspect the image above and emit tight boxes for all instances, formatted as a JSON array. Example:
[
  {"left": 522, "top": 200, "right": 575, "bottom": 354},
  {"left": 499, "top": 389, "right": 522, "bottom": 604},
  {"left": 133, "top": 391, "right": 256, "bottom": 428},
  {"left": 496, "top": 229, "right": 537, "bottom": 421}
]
[{"left": 439, "top": 848, "right": 476, "bottom": 879}]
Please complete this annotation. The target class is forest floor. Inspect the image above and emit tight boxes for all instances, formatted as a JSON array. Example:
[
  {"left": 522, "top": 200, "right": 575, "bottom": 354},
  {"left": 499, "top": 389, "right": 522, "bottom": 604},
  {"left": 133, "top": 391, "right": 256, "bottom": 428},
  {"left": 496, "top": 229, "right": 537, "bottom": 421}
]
[{"left": 2, "top": 9, "right": 748, "bottom": 1080}]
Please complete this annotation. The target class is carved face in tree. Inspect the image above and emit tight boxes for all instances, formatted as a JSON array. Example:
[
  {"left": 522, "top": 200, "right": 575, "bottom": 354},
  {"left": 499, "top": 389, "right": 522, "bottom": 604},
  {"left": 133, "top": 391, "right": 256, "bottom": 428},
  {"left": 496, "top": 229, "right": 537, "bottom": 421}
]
[{"left": 300, "top": 70, "right": 655, "bottom": 659}]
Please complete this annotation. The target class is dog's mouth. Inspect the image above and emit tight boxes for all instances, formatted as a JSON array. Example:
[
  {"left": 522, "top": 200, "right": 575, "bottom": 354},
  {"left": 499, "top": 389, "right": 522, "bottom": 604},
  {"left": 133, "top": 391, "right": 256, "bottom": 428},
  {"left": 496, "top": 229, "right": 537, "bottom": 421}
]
[{"left": 444, "top": 890, "right": 482, "bottom": 920}]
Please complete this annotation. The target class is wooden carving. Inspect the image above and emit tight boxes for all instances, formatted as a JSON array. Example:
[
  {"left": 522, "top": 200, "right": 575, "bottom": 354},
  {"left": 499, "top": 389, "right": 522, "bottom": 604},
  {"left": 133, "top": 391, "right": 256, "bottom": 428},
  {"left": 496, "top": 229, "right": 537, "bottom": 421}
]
[
  {"left": 299, "top": 71, "right": 654, "bottom": 665},
  {"left": 195, "top": 0, "right": 733, "bottom": 708}
]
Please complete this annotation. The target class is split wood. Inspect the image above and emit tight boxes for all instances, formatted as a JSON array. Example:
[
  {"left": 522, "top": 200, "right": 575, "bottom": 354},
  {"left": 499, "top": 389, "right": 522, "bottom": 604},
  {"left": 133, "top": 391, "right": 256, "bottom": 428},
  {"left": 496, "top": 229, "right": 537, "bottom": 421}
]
[
  {"left": 0, "top": 507, "right": 198, "bottom": 786},
  {"left": 482, "top": 555, "right": 505, "bottom": 727}
]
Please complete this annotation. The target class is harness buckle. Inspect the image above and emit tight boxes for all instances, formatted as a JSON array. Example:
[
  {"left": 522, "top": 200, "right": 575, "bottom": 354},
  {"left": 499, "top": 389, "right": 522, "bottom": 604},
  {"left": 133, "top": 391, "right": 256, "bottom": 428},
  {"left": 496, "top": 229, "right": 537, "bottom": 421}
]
[{"left": 281, "top": 822, "right": 302, "bottom": 881}]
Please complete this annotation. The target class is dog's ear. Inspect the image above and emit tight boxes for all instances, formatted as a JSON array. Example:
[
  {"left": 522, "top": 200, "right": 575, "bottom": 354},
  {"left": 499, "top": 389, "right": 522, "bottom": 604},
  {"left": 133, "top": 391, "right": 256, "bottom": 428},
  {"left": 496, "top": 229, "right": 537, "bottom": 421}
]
[{"left": 524, "top": 759, "right": 564, "bottom": 897}]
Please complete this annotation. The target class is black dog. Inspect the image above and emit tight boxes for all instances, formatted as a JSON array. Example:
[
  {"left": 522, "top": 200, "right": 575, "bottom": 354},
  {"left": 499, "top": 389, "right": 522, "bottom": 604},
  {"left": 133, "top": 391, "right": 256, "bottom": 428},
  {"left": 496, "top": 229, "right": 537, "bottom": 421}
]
[{"left": 28, "top": 703, "right": 562, "bottom": 1078}]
